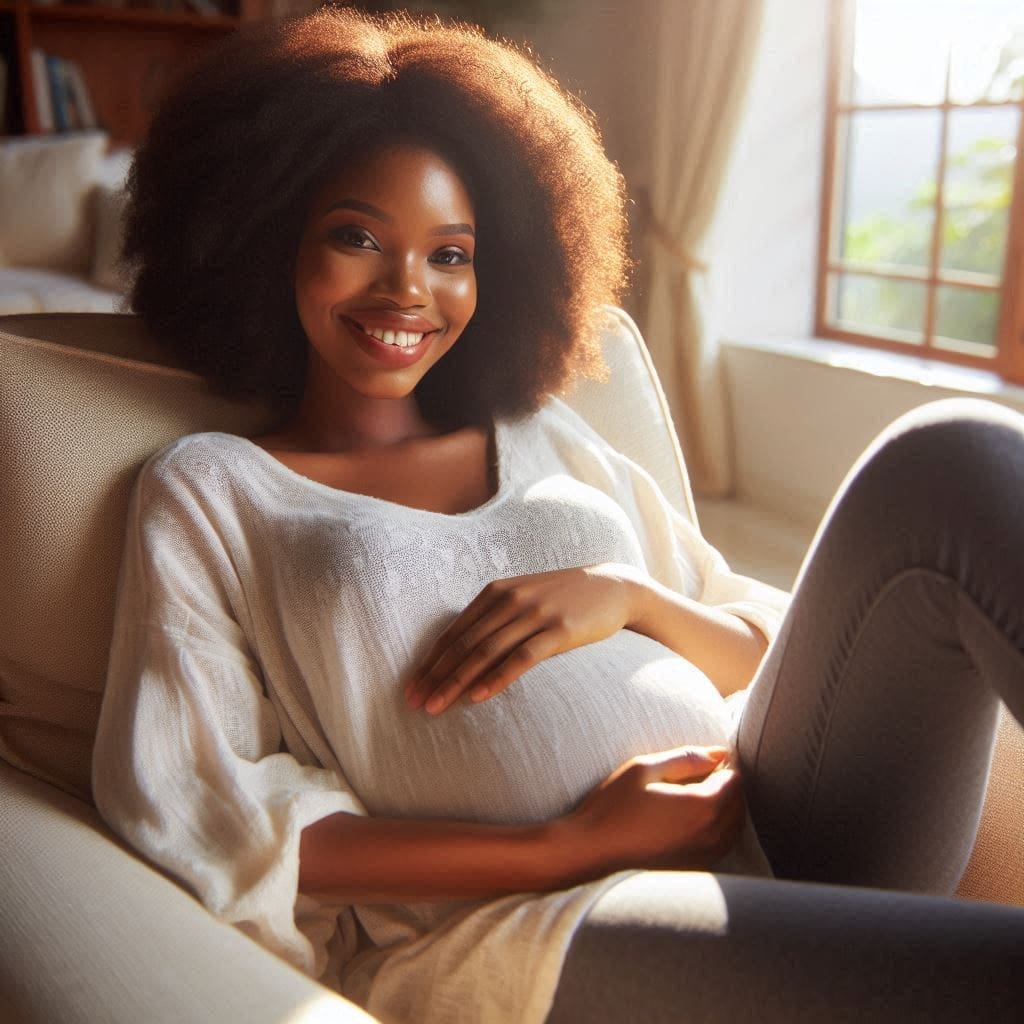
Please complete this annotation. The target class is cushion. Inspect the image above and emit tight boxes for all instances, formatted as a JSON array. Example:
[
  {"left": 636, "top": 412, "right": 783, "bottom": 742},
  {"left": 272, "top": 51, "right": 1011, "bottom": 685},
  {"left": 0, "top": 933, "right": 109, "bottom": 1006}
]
[
  {"left": 0, "top": 315, "right": 274, "bottom": 799},
  {"left": 91, "top": 183, "right": 128, "bottom": 292},
  {"left": 0, "top": 267, "right": 122, "bottom": 315},
  {"left": 0, "top": 133, "right": 108, "bottom": 272}
]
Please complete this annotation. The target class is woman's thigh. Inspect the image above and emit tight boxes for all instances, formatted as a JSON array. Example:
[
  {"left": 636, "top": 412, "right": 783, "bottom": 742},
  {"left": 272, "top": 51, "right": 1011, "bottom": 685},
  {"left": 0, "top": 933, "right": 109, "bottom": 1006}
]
[
  {"left": 546, "top": 871, "right": 1024, "bottom": 1024},
  {"left": 737, "top": 399, "right": 1024, "bottom": 892}
]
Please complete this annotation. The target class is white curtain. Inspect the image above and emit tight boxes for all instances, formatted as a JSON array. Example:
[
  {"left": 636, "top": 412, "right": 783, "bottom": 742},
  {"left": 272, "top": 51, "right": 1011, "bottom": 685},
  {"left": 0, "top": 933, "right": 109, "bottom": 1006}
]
[{"left": 641, "top": 0, "right": 765, "bottom": 497}]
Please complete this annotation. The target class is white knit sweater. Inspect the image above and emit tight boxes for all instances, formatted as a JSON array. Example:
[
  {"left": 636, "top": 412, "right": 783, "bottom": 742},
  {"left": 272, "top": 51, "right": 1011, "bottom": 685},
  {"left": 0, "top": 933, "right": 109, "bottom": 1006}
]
[{"left": 93, "top": 398, "right": 787, "bottom": 1024}]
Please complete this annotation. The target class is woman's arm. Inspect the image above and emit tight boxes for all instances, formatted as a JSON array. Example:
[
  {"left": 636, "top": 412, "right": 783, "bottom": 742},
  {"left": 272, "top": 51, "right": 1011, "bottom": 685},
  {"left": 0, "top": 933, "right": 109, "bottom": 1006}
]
[
  {"left": 405, "top": 564, "right": 767, "bottom": 716},
  {"left": 300, "top": 746, "right": 743, "bottom": 902}
]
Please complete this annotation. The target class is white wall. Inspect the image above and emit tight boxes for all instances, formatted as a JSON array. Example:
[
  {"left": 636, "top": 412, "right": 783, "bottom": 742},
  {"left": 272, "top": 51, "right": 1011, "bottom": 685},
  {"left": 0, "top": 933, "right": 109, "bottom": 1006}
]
[{"left": 724, "top": 339, "right": 1024, "bottom": 525}]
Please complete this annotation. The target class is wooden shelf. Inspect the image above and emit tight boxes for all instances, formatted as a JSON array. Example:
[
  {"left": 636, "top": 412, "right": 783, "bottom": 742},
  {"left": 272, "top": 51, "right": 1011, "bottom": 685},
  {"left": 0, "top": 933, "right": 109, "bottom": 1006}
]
[
  {"left": 1, "top": 1, "right": 265, "bottom": 141},
  {"left": 22, "top": 4, "right": 241, "bottom": 32}
]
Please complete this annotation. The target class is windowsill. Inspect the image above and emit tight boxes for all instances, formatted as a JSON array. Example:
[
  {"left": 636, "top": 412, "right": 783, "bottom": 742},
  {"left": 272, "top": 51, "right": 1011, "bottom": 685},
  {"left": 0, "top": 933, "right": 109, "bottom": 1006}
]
[{"left": 722, "top": 335, "right": 1024, "bottom": 407}]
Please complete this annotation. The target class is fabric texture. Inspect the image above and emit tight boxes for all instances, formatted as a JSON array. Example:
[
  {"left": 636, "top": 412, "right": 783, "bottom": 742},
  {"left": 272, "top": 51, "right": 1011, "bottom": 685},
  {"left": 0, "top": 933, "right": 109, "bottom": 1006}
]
[
  {"left": 0, "top": 132, "right": 107, "bottom": 271},
  {"left": 92, "top": 400, "right": 784, "bottom": 1024},
  {"left": 641, "top": 0, "right": 764, "bottom": 496}
]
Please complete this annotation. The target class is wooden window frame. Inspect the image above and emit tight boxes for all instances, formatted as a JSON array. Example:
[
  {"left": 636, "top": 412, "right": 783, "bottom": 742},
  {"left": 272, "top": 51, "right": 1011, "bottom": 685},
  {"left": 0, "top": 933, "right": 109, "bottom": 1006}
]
[{"left": 816, "top": 0, "right": 1024, "bottom": 384}]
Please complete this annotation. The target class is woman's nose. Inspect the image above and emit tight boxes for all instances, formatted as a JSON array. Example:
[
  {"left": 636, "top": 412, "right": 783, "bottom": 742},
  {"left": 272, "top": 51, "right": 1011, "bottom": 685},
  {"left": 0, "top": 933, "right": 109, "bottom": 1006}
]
[{"left": 374, "top": 253, "right": 428, "bottom": 306}]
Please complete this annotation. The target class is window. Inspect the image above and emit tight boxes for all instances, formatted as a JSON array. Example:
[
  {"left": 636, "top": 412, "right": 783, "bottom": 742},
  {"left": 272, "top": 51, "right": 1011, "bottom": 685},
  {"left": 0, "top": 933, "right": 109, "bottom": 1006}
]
[{"left": 818, "top": 0, "right": 1024, "bottom": 381}]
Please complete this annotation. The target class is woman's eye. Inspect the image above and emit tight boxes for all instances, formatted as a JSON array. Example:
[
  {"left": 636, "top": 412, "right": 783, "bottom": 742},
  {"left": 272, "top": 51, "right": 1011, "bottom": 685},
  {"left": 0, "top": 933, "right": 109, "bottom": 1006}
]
[
  {"left": 330, "top": 226, "right": 379, "bottom": 251},
  {"left": 431, "top": 247, "right": 472, "bottom": 266}
]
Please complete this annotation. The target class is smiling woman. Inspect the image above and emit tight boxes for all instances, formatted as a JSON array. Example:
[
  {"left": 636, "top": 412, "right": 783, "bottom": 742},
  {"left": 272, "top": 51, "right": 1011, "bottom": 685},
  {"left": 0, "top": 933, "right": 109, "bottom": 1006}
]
[{"left": 90, "top": 7, "right": 1024, "bottom": 1024}]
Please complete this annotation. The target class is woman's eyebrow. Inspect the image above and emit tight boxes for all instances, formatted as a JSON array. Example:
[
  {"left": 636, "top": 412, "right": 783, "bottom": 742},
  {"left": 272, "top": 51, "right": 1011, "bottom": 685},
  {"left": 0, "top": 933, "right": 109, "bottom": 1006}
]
[
  {"left": 326, "top": 200, "right": 474, "bottom": 238},
  {"left": 328, "top": 199, "right": 392, "bottom": 222},
  {"left": 431, "top": 223, "right": 475, "bottom": 238}
]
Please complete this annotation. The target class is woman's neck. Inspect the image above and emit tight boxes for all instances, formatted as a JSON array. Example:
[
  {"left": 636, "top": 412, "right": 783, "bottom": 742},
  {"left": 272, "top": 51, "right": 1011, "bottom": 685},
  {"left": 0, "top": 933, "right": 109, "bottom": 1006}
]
[{"left": 273, "top": 362, "right": 436, "bottom": 453}]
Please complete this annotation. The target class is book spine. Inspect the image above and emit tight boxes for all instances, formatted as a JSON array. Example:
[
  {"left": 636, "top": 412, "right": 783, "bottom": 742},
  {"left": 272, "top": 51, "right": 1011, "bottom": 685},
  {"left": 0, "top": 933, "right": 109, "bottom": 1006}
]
[
  {"left": 30, "top": 49, "right": 54, "bottom": 133},
  {"left": 0, "top": 54, "right": 8, "bottom": 135},
  {"left": 64, "top": 61, "right": 98, "bottom": 131},
  {"left": 45, "top": 54, "right": 69, "bottom": 132}
]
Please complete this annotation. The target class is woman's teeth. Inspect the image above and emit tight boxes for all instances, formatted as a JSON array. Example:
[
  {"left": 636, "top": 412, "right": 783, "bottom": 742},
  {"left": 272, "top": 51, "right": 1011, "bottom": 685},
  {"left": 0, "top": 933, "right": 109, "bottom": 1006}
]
[{"left": 363, "top": 326, "right": 427, "bottom": 348}]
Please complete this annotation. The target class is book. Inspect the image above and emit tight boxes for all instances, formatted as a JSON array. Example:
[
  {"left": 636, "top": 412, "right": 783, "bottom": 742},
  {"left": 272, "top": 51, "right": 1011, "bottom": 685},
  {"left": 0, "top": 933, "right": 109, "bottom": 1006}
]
[
  {"left": 30, "top": 49, "right": 54, "bottom": 133},
  {"left": 64, "top": 61, "right": 98, "bottom": 130},
  {"left": 46, "top": 54, "right": 71, "bottom": 131},
  {"left": 0, "top": 54, "right": 8, "bottom": 135}
]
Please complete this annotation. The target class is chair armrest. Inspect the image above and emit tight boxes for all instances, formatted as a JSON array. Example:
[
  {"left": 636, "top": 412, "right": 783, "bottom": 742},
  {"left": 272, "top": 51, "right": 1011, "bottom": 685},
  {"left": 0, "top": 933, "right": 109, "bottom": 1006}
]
[{"left": 0, "top": 761, "right": 376, "bottom": 1024}]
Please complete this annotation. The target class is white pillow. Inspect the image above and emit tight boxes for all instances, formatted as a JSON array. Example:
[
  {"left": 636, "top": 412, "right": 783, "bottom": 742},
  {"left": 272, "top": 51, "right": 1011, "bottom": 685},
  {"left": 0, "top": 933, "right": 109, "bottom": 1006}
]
[
  {"left": 0, "top": 132, "right": 108, "bottom": 272},
  {"left": 92, "top": 182, "right": 128, "bottom": 292}
]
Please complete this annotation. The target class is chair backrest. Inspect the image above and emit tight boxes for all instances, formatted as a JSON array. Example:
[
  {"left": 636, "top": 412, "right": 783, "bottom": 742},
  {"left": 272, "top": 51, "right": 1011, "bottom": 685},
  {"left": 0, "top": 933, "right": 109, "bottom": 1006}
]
[{"left": 0, "top": 308, "right": 696, "bottom": 801}]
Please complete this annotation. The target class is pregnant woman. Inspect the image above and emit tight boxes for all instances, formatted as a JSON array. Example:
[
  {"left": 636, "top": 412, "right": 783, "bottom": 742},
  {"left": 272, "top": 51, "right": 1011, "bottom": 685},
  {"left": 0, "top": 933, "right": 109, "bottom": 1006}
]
[{"left": 93, "top": 9, "right": 1024, "bottom": 1023}]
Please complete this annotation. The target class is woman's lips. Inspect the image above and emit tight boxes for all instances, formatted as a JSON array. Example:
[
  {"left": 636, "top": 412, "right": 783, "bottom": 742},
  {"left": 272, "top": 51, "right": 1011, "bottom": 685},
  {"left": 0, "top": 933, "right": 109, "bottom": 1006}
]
[{"left": 341, "top": 316, "right": 438, "bottom": 367}]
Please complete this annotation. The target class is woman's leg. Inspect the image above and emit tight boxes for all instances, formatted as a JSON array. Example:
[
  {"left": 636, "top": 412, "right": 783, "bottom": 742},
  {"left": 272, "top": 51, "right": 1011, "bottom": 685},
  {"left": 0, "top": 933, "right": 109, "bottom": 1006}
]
[
  {"left": 737, "top": 398, "right": 1024, "bottom": 892},
  {"left": 546, "top": 872, "right": 1023, "bottom": 1023},
  {"left": 548, "top": 400, "right": 1024, "bottom": 1024}
]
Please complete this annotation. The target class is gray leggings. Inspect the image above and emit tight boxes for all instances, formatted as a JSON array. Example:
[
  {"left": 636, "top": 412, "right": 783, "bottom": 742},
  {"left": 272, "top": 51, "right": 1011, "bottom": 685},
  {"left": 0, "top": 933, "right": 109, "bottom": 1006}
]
[{"left": 548, "top": 399, "right": 1024, "bottom": 1022}]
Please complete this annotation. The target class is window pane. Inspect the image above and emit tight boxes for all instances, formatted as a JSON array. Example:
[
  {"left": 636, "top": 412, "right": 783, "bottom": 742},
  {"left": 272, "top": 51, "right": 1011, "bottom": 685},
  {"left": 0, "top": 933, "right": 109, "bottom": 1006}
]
[
  {"left": 851, "top": 0, "right": 950, "bottom": 105},
  {"left": 934, "top": 285, "right": 1001, "bottom": 353},
  {"left": 839, "top": 110, "right": 941, "bottom": 270},
  {"left": 833, "top": 272, "right": 928, "bottom": 342},
  {"left": 948, "top": 2, "right": 1024, "bottom": 104},
  {"left": 941, "top": 107, "right": 1019, "bottom": 277}
]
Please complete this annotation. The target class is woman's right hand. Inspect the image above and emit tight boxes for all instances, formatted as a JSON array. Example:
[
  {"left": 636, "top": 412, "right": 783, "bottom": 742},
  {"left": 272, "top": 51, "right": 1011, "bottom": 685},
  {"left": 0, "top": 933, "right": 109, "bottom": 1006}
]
[{"left": 563, "top": 746, "right": 746, "bottom": 875}]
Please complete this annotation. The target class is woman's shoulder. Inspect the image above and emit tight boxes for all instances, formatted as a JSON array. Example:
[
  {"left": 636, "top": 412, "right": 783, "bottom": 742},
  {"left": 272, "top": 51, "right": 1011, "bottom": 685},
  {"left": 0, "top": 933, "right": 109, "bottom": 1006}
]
[{"left": 136, "top": 431, "right": 259, "bottom": 498}]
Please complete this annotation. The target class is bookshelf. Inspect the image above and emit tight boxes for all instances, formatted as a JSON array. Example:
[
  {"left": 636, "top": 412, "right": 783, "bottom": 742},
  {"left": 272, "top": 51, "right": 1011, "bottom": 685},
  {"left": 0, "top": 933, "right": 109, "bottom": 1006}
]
[{"left": 0, "top": 0, "right": 271, "bottom": 144}]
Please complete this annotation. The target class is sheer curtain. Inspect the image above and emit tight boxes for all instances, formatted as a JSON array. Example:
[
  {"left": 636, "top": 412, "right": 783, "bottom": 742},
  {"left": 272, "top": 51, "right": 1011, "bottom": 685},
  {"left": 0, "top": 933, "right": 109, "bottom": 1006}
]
[{"left": 640, "top": 0, "right": 765, "bottom": 497}]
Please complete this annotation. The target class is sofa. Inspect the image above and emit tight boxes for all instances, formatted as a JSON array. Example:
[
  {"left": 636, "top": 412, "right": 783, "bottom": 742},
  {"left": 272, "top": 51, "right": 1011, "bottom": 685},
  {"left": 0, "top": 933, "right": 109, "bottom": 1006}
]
[
  {"left": 0, "top": 132, "right": 130, "bottom": 316},
  {"left": 1, "top": 308, "right": 1022, "bottom": 1022}
]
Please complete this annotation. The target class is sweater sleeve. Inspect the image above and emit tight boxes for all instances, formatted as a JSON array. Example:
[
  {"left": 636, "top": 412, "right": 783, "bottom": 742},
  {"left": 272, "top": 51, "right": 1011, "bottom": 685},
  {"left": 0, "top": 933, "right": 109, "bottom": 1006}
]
[
  {"left": 537, "top": 400, "right": 791, "bottom": 645},
  {"left": 92, "top": 444, "right": 362, "bottom": 978}
]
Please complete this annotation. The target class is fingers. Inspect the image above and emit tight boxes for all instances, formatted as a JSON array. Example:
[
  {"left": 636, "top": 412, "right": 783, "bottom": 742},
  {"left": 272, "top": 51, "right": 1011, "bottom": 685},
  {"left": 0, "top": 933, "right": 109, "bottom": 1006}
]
[
  {"left": 635, "top": 745, "right": 731, "bottom": 784},
  {"left": 406, "top": 574, "right": 570, "bottom": 715},
  {"left": 414, "top": 619, "right": 559, "bottom": 715}
]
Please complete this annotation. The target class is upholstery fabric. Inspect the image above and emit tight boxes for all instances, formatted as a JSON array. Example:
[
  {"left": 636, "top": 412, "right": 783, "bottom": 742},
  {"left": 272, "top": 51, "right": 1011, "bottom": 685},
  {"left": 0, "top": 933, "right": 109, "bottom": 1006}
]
[
  {"left": 0, "top": 761, "right": 372, "bottom": 1024},
  {"left": 0, "top": 133, "right": 107, "bottom": 271},
  {"left": 0, "top": 316, "right": 273, "bottom": 798}
]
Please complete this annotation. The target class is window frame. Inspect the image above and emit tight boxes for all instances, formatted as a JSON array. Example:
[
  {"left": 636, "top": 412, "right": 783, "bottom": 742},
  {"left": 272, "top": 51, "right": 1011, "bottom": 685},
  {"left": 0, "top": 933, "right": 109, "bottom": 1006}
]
[{"left": 816, "top": 0, "right": 1024, "bottom": 384}]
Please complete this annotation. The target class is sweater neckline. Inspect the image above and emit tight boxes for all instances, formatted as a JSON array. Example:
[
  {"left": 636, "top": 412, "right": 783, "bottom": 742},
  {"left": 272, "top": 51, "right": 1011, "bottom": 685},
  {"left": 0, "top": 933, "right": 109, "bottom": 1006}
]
[{"left": 231, "top": 418, "right": 511, "bottom": 520}]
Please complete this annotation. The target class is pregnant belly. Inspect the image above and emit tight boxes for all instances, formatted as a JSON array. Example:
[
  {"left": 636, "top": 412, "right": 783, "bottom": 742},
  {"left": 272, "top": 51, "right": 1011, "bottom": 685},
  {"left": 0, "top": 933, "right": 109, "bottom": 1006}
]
[{"left": 351, "top": 631, "right": 733, "bottom": 825}]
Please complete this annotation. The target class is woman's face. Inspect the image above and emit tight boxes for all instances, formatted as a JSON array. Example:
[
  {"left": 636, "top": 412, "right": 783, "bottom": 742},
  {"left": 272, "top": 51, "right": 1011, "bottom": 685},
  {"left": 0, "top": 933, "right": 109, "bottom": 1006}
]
[{"left": 294, "top": 145, "right": 477, "bottom": 403}]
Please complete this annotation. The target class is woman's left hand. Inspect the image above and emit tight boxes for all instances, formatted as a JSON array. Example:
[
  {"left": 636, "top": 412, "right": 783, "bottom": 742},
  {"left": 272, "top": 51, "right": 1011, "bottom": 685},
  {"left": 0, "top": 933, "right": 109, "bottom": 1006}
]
[{"left": 405, "top": 564, "right": 646, "bottom": 715}]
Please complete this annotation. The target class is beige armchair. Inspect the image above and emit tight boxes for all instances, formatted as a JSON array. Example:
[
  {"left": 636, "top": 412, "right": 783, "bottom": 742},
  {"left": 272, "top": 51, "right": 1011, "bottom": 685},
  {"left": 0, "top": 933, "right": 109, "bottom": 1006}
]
[{"left": 1, "top": 309, "right": 1021, "bottom": 1022}]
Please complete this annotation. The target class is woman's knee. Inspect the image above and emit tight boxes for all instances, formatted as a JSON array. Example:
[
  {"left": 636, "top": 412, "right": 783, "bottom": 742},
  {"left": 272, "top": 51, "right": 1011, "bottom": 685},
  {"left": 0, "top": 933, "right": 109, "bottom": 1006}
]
[
  {"left": 847, "top": 399, "right": 1024, "bottom": 511},
  {"left": 822, "top": 399, "right": 1024, "bottom": 569}
]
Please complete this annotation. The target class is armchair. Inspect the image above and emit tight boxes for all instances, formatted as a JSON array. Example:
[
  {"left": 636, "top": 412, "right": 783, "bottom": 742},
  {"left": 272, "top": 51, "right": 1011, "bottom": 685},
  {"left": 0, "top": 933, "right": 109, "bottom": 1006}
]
[{"left": 1, "top": 308, "right": 1021, "bottom": 1022}]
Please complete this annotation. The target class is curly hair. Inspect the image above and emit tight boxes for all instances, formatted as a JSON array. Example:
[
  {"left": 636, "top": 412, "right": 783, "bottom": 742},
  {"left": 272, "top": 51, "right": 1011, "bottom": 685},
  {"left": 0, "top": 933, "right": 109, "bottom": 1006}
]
[{"left": 124, "top": 6, "right": 630, "bottom": 428}]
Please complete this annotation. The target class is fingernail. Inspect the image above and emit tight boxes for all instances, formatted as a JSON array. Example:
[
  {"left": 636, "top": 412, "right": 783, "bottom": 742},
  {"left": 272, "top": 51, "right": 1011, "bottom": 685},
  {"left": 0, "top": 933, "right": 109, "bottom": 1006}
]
[
  {"left": 470, "top": 685, "right": 489, "bottom": 703},
  {"left": 425, "top": 695, "right": 444, "bottom": 715}
]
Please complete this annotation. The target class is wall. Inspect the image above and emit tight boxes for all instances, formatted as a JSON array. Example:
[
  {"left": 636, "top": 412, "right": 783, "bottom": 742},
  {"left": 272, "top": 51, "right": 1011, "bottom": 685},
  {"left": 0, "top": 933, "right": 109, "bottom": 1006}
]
[{"left": 724, "top": 338, "right": 1024, "bottom": 526}]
